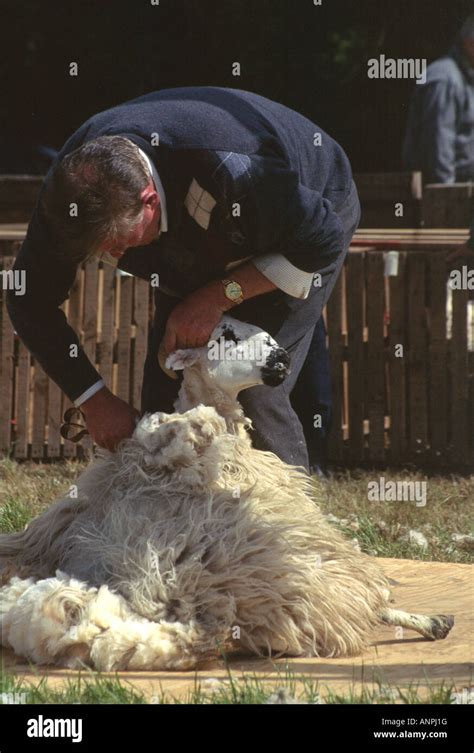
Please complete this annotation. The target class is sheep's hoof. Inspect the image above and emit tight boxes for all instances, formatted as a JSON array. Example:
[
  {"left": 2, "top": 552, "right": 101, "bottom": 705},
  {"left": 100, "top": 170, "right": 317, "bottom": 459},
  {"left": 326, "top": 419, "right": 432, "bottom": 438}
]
[{"left": 424, "top": 614, "right": 455, "bottom": 640}]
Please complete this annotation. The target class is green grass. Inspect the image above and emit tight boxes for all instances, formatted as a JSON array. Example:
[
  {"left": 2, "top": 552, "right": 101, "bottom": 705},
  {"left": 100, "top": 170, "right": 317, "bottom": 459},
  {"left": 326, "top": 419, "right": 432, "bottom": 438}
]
[
  {"left": 311, "top": 469, "right": 474, "bottom": 564},
  {"left": 0, "top": 457, "right": 80, "bottom": 534},
  {"left": 0, "top": 661, "right": 465, "bottom": 705}
]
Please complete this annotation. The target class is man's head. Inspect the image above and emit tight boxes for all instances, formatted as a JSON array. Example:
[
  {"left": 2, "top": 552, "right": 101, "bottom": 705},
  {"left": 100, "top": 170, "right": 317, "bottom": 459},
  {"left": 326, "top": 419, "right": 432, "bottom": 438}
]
[
  {"left": 459, "top": 15, "right": 474, "bottom": 67},
  {"left": 41, "top": 135, "right": 161, "bottom": 263}
]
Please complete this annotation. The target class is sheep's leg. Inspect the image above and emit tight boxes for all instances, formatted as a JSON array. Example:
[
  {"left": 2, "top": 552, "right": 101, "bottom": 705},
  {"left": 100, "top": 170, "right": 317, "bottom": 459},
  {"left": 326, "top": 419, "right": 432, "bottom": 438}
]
[{"left": 379, "top": 607, "right": 454, "bottom": 640}]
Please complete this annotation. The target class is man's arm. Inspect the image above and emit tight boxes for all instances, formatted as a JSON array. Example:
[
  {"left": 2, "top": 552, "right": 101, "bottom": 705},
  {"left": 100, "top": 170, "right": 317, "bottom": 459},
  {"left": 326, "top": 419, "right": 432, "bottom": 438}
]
[
  {"left": 7, "top": 198, "right": 140, "bottom": 450},
  {"left": 6, "top": 202, "right": 105, "bottom": 403},
  {"left": 210, "top": 261, "right": 278, "bottom": 305},
  {"left": 160, "top": 261, "right": 278, "bottom": 354},
  {"left": 162, "top": 149, "right": 346, "bottom": 352}
]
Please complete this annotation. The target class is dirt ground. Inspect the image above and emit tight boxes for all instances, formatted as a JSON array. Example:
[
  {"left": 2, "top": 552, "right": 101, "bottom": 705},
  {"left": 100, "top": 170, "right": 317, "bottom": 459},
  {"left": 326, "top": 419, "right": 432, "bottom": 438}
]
[{"left": 2, "top": 558, "right": 472, "bottom": 702}]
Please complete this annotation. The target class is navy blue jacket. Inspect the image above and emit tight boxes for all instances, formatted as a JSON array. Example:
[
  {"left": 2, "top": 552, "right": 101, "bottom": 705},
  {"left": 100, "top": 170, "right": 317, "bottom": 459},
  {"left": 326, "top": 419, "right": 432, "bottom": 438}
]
[{"left": 7, "top": 87, "right": 353, "bottom": 403}]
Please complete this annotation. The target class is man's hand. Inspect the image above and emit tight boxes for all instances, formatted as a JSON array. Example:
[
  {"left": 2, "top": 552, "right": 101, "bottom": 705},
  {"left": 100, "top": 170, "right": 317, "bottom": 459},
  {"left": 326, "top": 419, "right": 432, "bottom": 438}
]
[
  {"left": 161, "top": 282, "right": 229, "bottom": 355},
  {"left": 81, "top": 386, "right": 140, "bottom": 451}
]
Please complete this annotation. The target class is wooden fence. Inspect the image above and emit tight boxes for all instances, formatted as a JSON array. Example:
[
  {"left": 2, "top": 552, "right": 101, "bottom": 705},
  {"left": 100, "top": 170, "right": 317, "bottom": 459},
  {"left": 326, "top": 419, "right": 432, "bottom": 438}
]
[
  {"left": 326, "top": 245, "right": 473, "bottom": 468},
  {"left": 1, "top": 235, "right": 473, "bottom": 468},
  {"left": 0, "top": 243, "right": 152, "bottom": 461}
]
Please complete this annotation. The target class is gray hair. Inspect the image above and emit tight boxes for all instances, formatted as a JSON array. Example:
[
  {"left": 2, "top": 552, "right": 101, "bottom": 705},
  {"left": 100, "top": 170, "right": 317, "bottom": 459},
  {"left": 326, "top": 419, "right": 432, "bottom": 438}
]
[{"left": 41, "top": 135, "right": 150, "bottom": 263}]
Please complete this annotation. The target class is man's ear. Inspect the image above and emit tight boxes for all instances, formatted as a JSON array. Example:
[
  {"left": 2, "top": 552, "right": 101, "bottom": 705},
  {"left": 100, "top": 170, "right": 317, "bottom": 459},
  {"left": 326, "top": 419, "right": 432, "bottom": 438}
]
[{"left": 165, "top": 348, "right": 202, "bottom": 372}]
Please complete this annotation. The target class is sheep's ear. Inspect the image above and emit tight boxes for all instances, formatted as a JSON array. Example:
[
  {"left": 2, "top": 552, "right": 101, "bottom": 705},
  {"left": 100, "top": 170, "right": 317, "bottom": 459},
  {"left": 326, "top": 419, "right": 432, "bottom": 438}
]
[{"left": 165, "top": 348, "right": 201, "bottom": 372}]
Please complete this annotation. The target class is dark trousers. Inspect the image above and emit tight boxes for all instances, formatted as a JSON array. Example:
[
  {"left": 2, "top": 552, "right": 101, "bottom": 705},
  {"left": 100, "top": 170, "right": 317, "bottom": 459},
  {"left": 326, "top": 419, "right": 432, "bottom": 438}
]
[
  {"left": 290, "top": 315, "right": 332, "bottom": 469},
  {"left": 141, "top": 179, "right": 361, "bottom": 472}
]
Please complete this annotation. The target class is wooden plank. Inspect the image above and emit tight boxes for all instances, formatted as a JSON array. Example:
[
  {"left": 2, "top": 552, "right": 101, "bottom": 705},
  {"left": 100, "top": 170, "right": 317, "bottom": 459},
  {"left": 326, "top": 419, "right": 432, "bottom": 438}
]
[
  {"left": 450, "top": 283, "right": 470, "bottom": 466},
  {"left": 116, "top": 274, "right": 133, "bottom": 403},
  {"left": 0, "top": 256, "right": 15, "bottom": 456},
  {"left": 80, "top": 259, "right": 100, "bottom": 456},
  {"left": 353, "top": 229, "right": 469, "bottom": 249},
  {"left": 46, "top": 379, "right": 63, "bottom": 458},
  {"left": 469, "top": 350, "right": 474, "bottom": 463},
  {"left": 354, "top": 172, "right": 422, "bottom": 201},
  {"left": 407, "top": 254, "right": 428, "bottom": 461},
  {"left": 31, "top": 364, "right": 48, "bottom": 458},
  {"left": 14, "top": 342, "right": 31, "bottom": 459},
  {"left": 98, "top": 263, "right": 116, "bottom": 389},
  {"left": 388, "top": 253, "right": 407, "bottom": 464},
  {"left": 0, "top": 225, "right": 28, "bottom": 241},
  {"left": 43, "top": 298, "right": 68, "bottom": 459},
  {"left": 428, "top": 254, "right": 448, "bottom": 462},
  {"left": 366, "top": 252, "right": 386, "bottom": 461},
  {"left": 423, "top": 183, "right": 474, "bottom": 228},
  {"left": 359, "top": 204, "right": 421, "bottom": 230},
  {"left": 132, "top": 278, "right": 150, "bottom": 412},
  {"left": 62, "top": 269, "right": 83, "bottom": 459},
  {"left": 346, "top": 253, "right": 365, "bottom": 463},
  {"left": 82, "top": 258, "right": 99, "bottom": 364},
  {"left": 0, "top": 175, "right": 43, "bottom": 223},
  {"left": 326, "top": 269, "right": 344, "bottom": 463},
  {"left": 3, "top": 226, "right": 468, "bottom": 247}
]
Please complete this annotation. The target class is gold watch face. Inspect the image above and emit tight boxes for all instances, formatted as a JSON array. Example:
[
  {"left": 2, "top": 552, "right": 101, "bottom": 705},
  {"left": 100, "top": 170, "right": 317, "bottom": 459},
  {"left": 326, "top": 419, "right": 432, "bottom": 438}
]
[{"left": 225, "top": 281, "right": 243, "bottom": 301}]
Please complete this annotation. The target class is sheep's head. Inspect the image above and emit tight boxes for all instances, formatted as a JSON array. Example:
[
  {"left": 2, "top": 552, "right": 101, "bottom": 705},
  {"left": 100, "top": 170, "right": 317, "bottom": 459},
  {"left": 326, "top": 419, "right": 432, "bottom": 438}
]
[{"left": 164, "top": 315, "right": 291, "bottom": 398}]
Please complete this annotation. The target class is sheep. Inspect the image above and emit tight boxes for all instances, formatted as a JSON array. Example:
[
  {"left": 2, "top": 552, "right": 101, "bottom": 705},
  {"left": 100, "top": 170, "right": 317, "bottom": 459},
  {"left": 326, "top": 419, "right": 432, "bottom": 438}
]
[{"left": 0, "top": 316, "right": 454, "bottom": 671}]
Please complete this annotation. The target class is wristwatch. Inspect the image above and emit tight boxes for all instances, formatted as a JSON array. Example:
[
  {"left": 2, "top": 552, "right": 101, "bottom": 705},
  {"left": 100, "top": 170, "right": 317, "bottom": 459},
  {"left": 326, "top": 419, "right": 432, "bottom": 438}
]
[{"left": 221, "top": 278, "right": 244, "bottom": 304}]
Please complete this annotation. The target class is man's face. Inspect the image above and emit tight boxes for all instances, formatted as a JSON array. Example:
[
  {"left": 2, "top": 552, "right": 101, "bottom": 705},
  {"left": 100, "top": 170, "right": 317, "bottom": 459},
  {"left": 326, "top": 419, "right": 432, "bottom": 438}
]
[{"left": 99, "top": 181, "right": 161, "bottom": 259}]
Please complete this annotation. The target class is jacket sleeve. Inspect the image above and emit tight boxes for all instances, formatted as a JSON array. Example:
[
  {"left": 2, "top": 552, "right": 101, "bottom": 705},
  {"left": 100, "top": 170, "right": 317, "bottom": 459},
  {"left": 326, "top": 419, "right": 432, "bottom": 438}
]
[
  {"left": 6, "top": 194, "right": 105, "bottom": 404},
  {"left": 248, "top": 155, "right": 346, "bottom": 298}
]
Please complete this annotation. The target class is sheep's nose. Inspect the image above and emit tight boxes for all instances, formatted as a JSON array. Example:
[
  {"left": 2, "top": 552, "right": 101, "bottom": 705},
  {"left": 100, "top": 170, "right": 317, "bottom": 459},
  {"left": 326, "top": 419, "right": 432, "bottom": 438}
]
[{"left": 261, "top": 347, "right": 291, "bottom": 386}]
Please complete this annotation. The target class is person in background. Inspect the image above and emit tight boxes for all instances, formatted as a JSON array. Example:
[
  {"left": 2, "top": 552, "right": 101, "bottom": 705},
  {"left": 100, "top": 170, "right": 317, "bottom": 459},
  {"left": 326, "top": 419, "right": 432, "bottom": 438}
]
[{"left": 402, "top": 15, "right": 474, "bottom": 184}]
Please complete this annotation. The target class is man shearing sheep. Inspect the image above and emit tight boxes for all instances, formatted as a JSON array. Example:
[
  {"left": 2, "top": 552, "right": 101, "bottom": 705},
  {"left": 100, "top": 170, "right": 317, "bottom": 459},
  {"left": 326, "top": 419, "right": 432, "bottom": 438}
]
[{"left": 7, "top": 87, "right": 361, "bottom": 471}]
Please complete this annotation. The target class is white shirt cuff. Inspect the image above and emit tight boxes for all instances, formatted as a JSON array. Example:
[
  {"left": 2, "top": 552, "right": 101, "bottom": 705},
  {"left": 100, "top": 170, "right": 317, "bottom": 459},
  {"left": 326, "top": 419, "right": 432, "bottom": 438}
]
[
  {"left": 252, "top": 254, "right": 315, "bottom": 299},
  {"left": 74, "top": 379, "right": 105, "bottom": 407}
]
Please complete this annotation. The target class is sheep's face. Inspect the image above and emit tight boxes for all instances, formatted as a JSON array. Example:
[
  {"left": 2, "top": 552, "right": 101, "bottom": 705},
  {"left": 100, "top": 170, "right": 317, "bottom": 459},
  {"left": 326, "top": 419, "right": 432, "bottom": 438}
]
[{"left": 165, "top": 316, "right": 291, "bottom": 395}]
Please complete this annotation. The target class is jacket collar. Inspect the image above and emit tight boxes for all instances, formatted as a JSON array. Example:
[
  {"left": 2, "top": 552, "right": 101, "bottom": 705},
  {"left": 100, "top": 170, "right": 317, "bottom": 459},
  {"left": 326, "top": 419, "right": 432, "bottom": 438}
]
[{"left": 120, "top": 133, "right": 181, "bottom": 231}]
